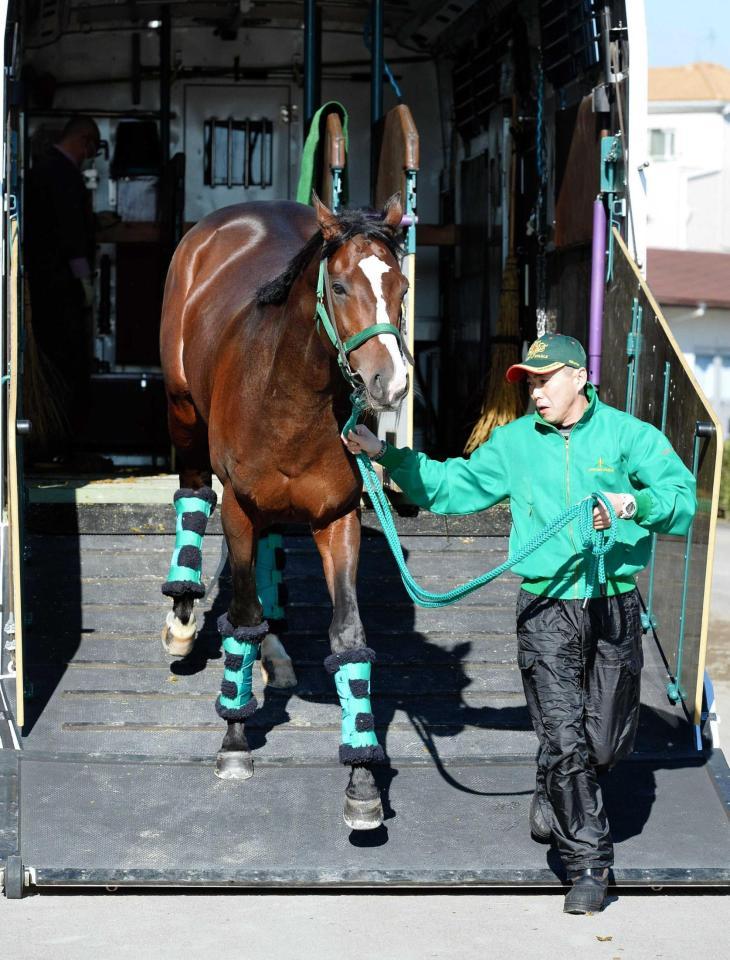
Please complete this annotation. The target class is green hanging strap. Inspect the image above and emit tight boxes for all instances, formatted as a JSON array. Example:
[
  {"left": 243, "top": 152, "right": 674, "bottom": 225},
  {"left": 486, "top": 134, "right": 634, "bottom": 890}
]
[
  {"left": 344, "top": 393, "right": 618, "bottom": 608},
  {"left": 296, "top": 100, "right": 349, "bottom": 206}
]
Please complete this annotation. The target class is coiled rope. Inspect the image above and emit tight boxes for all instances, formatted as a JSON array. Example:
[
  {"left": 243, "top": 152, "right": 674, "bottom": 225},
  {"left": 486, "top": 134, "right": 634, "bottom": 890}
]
[{"left": 343, "top": 395, "right": 617, "bottom": 608}]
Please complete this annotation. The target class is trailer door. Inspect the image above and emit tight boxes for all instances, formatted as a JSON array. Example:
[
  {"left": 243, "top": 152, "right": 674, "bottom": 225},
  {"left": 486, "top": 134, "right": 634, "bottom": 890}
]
[{"left": 602, "top": 229, "right": 724, "bottom": 735}]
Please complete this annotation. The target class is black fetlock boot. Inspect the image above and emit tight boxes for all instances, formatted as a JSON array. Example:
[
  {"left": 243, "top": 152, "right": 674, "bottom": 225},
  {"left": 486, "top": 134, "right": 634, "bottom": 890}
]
[{"left": 563, "top": 868, "right": 609, "bottom": 914}]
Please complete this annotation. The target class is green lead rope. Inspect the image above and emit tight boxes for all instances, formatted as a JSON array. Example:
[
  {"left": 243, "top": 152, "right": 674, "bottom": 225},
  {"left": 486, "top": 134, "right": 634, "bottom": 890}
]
[{"left": 343, "top": 394, "right": 618, "bottom": 608}]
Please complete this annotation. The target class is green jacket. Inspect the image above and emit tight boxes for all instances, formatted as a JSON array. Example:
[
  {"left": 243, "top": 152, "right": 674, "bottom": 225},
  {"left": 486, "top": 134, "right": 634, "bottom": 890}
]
[{"left": 379, "top": 386, "right": 697, "bottom": 599}]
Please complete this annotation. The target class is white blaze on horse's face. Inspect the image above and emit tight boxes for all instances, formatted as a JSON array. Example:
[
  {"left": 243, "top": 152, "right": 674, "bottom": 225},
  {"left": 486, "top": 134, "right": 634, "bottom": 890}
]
[{"left": 357, "top": 254, "right": 408, "bottom": 405}]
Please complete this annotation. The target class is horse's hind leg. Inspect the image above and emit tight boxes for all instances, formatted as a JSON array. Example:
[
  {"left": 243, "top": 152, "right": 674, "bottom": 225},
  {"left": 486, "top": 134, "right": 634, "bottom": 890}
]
[
  {"left": 313, "top": 511, "right": 385, "bottom": 831},
  {"left": 161, "top": 395, "right": 215, "bottom": 656}
]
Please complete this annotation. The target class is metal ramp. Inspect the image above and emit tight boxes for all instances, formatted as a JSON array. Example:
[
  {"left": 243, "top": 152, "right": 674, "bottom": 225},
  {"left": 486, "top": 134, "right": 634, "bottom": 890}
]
[{"left": 2, "top": 509, "right": 729, "bottom": 893}]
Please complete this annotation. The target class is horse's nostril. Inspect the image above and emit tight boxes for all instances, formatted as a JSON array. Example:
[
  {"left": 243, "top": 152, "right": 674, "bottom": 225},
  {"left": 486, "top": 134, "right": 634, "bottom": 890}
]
[{"left": 371, "top": 374, "right": 384, "bottom": 399}]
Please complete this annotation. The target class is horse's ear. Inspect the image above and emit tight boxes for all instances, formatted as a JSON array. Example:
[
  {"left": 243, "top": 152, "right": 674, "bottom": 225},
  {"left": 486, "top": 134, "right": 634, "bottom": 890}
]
[
  {"left": 312, "top": 191, "right": 341, "bottom": 241},
  {"left": 382, "top": 192, "right": 403, "bottom": 230}
]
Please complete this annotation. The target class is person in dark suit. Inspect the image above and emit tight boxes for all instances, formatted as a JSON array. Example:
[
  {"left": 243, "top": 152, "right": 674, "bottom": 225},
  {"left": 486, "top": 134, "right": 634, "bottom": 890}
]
[{"left": 25, "top": 115, "right": 100, "bottom": 460}]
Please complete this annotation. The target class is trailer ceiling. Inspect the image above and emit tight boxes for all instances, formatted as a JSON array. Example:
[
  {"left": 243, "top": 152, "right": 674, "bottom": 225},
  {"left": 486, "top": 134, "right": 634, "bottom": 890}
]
[{"left": 39, "top": 0, "right": 504, "bottom": 47}]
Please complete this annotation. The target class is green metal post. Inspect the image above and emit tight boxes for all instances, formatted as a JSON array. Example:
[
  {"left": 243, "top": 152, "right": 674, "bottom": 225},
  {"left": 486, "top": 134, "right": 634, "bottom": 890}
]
[
  {"left": 303, "top": 0, "right": 321, "bottom": 135},
  {"left": 625, "top": 298, "right": 642, "bottom": 415},
  {"left": 331, "top": 168, "right": 343, "bottom": 214},
  {"left": 642, "top": 361, "right": 671, "bottom": 633},
  {"left": 667, "top": 425, "right": 706, "bottom": 703}
]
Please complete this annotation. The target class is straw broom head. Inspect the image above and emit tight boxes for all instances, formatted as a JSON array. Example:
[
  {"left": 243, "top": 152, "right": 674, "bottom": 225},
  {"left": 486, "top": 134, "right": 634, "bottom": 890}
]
[
  {"left": 464, "top": 255, "right": 523, "bottom": 454},
  {"left": 23, "top": 286, "right": 71, "bottom": 457}
]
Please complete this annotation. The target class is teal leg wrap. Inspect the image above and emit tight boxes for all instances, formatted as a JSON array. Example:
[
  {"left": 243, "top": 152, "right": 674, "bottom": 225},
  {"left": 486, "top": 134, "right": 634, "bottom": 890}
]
[
  {"left": 161, "top": 487, "right": 216, "bottom": 599},
  {"left": 214, "top": 615, "right": 268, "bottom": 721},
  {"left": 255, "top": 532, "right": 286, "bottom": 619},
  {"left": 324, "top": 649, "right": 384, "bottom": 764}
]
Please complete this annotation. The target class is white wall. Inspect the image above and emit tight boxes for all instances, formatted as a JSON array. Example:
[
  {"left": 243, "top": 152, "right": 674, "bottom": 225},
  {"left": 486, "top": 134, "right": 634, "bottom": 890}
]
[
  {"left": 646, "top": 104, "right": 730, "bottom": 251},
  {"left": 664, "top": 304, "right": 730, "bottom": 435}
]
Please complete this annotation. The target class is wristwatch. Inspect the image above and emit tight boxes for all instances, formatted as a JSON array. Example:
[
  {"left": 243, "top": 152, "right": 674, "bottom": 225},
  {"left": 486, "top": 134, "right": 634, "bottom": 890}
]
[
  {"left": 370, "top": 439, "right": 388, "bottom": 462},
  {"left": 619, "top": 494, "right": 637, "bottom": 519}
]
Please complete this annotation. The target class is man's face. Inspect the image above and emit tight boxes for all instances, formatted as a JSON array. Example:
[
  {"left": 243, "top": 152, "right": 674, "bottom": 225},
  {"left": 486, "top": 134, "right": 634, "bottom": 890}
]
[{"left": 526, "top": 365, "right": 588, "bottom": 426}]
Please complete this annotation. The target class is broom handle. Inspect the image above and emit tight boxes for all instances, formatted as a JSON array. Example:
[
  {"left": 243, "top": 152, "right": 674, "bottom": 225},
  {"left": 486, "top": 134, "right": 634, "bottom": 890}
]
[{"left": 508, "top": 95, "right": 517, "bottom": 257}]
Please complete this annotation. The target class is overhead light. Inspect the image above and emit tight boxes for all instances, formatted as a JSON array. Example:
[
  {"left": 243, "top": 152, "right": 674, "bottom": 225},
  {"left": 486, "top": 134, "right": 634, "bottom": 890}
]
[{"left": 147, "top": 19, "right": 162, "bottom": 29}]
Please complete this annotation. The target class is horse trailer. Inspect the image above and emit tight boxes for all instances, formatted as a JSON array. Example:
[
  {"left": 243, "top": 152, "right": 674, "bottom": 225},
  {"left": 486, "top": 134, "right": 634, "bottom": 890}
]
[{"left": 0, "top": 0, "right": 728, "bottom": 897}]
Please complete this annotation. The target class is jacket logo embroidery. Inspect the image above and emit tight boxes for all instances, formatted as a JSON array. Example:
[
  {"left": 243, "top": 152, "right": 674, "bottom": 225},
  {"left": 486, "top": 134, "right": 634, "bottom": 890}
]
[{"left": 588, "top": 456, "right": 614, "bottom": 473}]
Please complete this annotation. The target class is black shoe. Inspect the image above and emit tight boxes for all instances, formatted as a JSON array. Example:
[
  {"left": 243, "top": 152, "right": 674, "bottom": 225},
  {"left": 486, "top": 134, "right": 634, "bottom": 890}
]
[
  {"left": 563, "top": 868, "right": 609, "bottom": 914},
  {"left": 529, "top": 789, "right": 552, "bottom": 842}
]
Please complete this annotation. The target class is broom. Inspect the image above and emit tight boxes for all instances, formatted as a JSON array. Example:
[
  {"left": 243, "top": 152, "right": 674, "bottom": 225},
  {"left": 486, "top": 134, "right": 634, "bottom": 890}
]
[{"left": 464, "top": 121, "right": 524, "bottom": 455}]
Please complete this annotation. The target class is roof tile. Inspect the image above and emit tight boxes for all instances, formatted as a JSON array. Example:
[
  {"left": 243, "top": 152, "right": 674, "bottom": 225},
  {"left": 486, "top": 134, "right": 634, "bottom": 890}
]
[{"left": 647, "top": 248, "right": 730, "bottom": 308}]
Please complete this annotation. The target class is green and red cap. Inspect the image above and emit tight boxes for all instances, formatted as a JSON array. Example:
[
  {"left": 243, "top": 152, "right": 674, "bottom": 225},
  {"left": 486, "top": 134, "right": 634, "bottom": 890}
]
[{"left": 506, "top": 333, "right": 587, "bottom": 383}]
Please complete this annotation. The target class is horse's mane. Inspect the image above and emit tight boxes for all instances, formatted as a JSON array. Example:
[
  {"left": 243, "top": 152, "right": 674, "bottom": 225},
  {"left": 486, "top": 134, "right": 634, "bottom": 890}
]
[{"left": 256, "top": 207, "right": 404, "bottom": 307}]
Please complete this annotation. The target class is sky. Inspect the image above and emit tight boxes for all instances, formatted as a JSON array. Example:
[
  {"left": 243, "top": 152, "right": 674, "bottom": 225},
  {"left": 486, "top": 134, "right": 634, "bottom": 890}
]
[{"left": 645, "top": 0, "right": 730, "bottom": 67}]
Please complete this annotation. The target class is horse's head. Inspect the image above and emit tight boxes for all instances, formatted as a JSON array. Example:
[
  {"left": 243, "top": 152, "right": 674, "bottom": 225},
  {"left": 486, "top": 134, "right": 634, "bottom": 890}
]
[{"left": 314, "top": 194, "right": 409, "bottom": 411}]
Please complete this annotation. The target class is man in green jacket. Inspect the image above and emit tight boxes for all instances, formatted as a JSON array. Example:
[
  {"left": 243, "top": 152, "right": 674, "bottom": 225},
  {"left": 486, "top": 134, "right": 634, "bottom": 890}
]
[{"left": 343, "top": 333, "right": 696, "bottom": 914}]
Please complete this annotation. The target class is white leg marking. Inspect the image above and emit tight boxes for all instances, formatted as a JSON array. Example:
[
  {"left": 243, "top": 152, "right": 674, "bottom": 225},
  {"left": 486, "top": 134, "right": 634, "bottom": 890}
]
[
  {"left": 166, "top": 609, "right": 197, "bottom": 640},
  {"left": 358, "top": 255, "right": 408, "bottom": 398}
]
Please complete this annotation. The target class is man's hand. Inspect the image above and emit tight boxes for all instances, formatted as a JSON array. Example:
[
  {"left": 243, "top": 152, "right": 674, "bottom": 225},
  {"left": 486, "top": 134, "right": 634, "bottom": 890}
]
[
  {"left": 593, "top": 492, "right": 626, "bottom": 529},
  {"left": 342, "top": 424, "right": 382, "bottom": 458}
]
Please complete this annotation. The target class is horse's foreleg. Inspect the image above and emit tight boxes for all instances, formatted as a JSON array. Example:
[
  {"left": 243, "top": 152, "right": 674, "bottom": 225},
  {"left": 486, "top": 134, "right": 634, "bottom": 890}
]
[
  {"left": 161, "top": 483, "right": 217, "bottom": 657},
  {"left": 313, "top": 511, "right": 385, "bottom": 831},
  {"left": 214, "top": 484, "right": 268, "bottom": 780}
]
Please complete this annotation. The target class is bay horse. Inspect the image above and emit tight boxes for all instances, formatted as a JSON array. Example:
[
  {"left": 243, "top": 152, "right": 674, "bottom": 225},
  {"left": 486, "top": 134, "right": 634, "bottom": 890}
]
[{"left": 159, "top": 194, "right": 408, "bottom": 829}]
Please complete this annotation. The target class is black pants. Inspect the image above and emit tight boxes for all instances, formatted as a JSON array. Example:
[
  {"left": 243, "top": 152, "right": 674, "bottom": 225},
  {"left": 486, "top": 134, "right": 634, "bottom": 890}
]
[{"left": 517, "top": 588, "right": 643, "bottom": 871}]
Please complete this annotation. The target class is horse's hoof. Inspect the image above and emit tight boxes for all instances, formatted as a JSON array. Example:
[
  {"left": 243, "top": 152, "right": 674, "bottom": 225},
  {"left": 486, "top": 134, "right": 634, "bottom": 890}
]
[
  {"left": 260, "top": 634, "right": 297, "bottom": 689},
  {"left": 161, "top": 611, "right": 196, "bottom": 658},
  {"left": 343, "top": 795, "right": 384, "bottom": 831},
  {"left": 214, "top": 751, "right": 254, "bottom": 780}
]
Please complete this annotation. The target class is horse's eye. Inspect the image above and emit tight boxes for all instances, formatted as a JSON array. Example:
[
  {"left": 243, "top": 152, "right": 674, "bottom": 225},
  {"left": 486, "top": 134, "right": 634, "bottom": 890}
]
[{"left": 331, "top": 282, "right": 346, "bottom": 296}]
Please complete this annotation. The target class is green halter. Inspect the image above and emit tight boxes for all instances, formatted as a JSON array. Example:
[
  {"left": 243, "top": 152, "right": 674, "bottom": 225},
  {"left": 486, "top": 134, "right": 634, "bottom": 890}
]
[{"left": 315, "top": 259, "right": 402, "bottom": 386}]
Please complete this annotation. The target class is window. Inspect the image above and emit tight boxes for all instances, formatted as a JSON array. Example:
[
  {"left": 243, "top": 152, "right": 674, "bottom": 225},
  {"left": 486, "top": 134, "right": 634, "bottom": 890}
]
[
  {"left": 204, "top": 117, "right": 273, "bottom": 188},
  {"left": 649, "top": 128, "right": 675, "bottom": 161}
]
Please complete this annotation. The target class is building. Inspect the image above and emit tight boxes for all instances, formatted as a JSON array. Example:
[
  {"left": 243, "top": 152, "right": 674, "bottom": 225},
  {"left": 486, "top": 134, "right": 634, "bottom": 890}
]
[
  {"left": 647, "top": 247, "right": 730, "bottom": 434},
  {"left": 647, "top": 62, "right": 730, "bottom": 252},
  {"left": 646, "top": 63, "right": 730, "bottom": 434}
]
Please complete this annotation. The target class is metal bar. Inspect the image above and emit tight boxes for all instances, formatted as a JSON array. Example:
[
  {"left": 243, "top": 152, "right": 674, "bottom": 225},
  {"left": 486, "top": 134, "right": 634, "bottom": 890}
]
[
  {"left": 243, "top": 118, "right": 249, "bottom": 189},
  {"left": 668, "top": 430, "right": 701, "bottom": 703},
  {"left": 588, "top": 197, "right": 607, "bottom": 385},
  {"left": 210, "top": 118, "right": 216, "bottom": 186},
  {"left": 643, "top": 361, "right": 671, "bottom": 632},
  {"left": 600, "top": 4, "right": 612, "bottom": 86},
  {"left": 259, "top": 121, "right": 266, "bottom": 187},
  {"left": 303, "top": 0, "right": 321, "bottom": 135},
  {"left": 159, "top": 7, "right": 171, "bottom": 164},
  {"left": 267, "top": 120, "right": 273, "bottom": 187},
  {"left": 131, "top": 32, "right": 141, "bottom": 106},
  {"left": 370, "top": 0, "right": 384, "bottom": 196},
  {"left": 227, "top": 116, "right": 233, "bottom": 189},
  {"left": 668, "top": 421, "right": 714, "bottom": 704},
  {"left": 370, "top": 0, "right": 384, "bottom": 126},
  {"left": 331, "top": 169, "right": 342, "bottom": 214},
  {"left": 625, "top": 299, "right": 643, "bottom": 416},
  {"left": 625, "top": 297, "right": 638, "bottom": 412}
]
